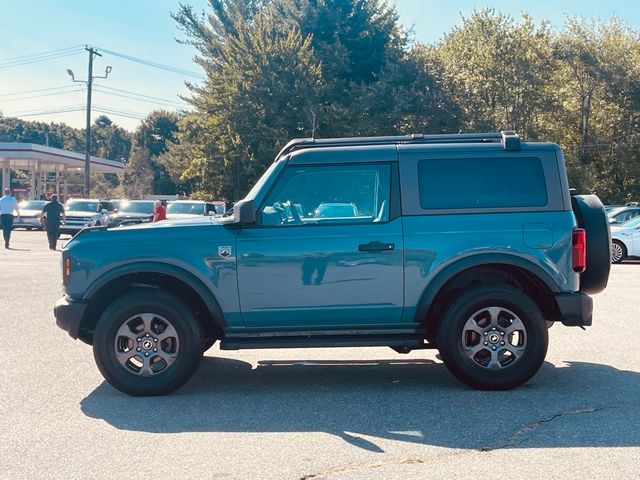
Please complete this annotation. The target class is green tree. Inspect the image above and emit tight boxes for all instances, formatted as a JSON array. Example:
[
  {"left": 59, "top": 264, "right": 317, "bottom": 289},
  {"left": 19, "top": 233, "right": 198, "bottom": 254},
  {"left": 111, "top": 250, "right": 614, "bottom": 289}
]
[{"left": 433, "top": 9, "right": 555, "bottom": 138}]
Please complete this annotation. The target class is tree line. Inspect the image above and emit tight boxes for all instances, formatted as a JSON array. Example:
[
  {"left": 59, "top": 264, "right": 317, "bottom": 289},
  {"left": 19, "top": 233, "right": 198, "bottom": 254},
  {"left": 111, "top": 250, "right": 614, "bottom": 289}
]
[{"left": 2, "top": 2, "right": 639, "bottom": 203}]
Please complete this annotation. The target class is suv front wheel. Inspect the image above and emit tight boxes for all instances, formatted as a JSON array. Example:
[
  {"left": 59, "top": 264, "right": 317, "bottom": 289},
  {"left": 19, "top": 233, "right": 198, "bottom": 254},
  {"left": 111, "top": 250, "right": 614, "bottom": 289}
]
[
  {"left": 93, "top": 290, "right": 204, "bottom": 396},
  {"left": 437, "top": 285, "right": 548, "bottom": 390}
]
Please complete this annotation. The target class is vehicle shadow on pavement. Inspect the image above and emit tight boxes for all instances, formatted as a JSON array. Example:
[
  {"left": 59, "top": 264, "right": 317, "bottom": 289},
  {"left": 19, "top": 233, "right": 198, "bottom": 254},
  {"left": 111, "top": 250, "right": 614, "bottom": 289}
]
[{"left": 80, "top": 358, "right": 640, "bottom": 452}]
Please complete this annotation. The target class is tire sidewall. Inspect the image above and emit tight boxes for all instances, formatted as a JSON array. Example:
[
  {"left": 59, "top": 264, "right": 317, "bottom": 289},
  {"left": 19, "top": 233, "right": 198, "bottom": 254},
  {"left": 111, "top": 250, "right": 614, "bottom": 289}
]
[
  {"left": 93, "top": 290, "right": 203, "bottom": 396},
  {"left": 438, "top": 286, "right": 548, "bottom": 390}
]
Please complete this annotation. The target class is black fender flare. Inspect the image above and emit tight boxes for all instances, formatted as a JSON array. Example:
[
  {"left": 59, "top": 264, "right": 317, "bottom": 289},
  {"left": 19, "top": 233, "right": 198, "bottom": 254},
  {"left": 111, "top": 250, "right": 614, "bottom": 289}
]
[
  {"left": 83, "top": 261, "right": 226, "bottom": 327},
  {"left": 414, "top": 253, "right": 561, "bottom": 323}
]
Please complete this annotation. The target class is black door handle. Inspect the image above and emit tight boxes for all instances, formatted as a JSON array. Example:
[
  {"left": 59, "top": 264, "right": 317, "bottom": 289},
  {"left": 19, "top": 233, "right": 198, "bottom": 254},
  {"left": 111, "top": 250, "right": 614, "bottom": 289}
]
[{"left": 358, "top": 241, "right": 395, "bottom": 252}]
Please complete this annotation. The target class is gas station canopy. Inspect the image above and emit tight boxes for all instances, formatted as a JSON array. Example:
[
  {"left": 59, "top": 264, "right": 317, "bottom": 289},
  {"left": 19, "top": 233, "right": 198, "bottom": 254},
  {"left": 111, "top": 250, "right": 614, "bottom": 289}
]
[{"left": 0, "top": 143, "right": 124, "bottom": 199}]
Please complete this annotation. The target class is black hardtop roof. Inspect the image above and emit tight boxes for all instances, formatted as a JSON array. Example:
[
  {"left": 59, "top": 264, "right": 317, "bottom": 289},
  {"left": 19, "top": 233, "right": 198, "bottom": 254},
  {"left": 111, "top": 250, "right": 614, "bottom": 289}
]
[{"left": 276, "top": 131, "right": 526, "bottom": 160}]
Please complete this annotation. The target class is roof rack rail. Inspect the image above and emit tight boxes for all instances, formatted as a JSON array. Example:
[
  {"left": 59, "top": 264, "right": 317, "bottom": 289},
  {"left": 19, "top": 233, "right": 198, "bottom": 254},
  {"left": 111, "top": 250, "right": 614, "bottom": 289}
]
[{"left": 275, "top": 131, "right": 520, "bottom": 160}]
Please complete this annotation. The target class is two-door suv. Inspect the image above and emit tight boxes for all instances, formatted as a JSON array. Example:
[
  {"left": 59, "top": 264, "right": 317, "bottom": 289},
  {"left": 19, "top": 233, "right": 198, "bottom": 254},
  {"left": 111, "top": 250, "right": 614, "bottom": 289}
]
[{"left": 54, "top": 132, "right": 610, "bottom": 396}]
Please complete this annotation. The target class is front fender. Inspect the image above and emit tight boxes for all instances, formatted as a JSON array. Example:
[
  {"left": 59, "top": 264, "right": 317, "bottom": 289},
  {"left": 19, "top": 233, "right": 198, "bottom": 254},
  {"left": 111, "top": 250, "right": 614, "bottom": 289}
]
[{"left": 83, "top": 261, "right": 226, "bottom": 326}]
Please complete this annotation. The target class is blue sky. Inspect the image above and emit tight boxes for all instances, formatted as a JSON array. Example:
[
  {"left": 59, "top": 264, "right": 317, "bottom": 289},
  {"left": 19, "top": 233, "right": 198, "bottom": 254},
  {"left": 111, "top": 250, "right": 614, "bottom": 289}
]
[{"left": 1, "top": 0, "right": 638, "bottom": 131}]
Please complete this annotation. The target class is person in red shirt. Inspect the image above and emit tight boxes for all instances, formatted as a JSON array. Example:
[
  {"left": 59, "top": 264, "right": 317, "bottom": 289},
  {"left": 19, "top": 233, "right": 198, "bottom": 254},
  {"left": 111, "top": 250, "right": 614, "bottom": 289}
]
[{"left": 153, "top": 200, "right": 167, "bottom": 222}]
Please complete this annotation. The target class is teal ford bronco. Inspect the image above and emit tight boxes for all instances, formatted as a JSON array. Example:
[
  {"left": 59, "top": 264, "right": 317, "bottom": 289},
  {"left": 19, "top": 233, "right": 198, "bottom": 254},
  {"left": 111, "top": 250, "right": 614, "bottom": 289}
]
[{"left": 54, "top": 132, "right": 610, "bottom": 396}]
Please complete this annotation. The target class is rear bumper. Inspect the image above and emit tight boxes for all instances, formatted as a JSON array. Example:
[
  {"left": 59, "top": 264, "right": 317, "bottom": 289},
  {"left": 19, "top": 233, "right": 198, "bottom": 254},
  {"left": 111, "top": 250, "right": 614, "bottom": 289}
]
[
  {"left": 54, "top": 296, "right": 87, "bottom": 339},
  {"left": 555, "top": 292, "right": 593, "bottom": 327}
]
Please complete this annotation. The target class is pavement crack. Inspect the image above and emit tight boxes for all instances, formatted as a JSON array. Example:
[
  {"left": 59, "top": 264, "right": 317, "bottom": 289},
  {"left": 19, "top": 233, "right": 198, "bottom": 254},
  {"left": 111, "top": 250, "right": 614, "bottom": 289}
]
[{"left": 481, "top": 405, "right": 610, "bottom": 452}]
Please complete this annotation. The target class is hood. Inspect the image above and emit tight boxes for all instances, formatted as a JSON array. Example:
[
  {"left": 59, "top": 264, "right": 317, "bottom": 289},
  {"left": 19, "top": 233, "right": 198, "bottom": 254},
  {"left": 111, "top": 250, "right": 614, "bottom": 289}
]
[
  {"left": 18, "top": 209, "right": 42, "bottom": 216},
  {"left": 66, "top": 210, "right": 100, "bottom": 217},
  {"left": 166, "top": 213, "right": 206, "bottom": 220},
  {"left": 111, "top": 212, "right": 153, "bottom": 219},
  {"left": 115, "top": 215, "right": 219, "bottom": 230}
]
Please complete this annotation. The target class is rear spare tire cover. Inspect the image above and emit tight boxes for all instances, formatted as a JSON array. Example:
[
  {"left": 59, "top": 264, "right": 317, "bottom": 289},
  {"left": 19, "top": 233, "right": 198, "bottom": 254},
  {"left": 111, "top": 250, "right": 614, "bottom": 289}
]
[{"left": 571, "top": 194, "right": 611, "bottom": 294}]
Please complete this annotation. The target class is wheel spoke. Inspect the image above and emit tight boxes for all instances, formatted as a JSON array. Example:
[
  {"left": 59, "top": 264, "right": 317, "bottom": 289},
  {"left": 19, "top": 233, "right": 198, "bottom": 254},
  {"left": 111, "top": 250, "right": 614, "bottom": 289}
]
[
  {"left": 487, "top": 307, "right": 502, "bottom": 327},
  {"left": 464, "top": 343, "right": 486, "bottom": 357},
  {"left": 155, "top": 350, "right": 178, "bottom": 368},
  {"left": 503, "top": 317, "right": 525, "bottom": 335},
  {"left": 140, "top": 313, "right": 155, "bottom": 334},
  {"left": 115, "top": 322, "right": 138, "bottom": 345},
  {"left": 139, "top": 355, "right": 154, "bottom": 377},
  {"left": 503, "top": 344, "right": 525, "bottom": 360},
  {"left": 115, "top": 350, "right": 136, "bottom": 368},
  {"left": 487, "top": 349, "right": 502, "bottom": 370},
  {"left": 158, "top": 324, "right": 178, "bottom": 342},
  {"left": 464, "top": 318, "right": 484, "bottom": 335}
]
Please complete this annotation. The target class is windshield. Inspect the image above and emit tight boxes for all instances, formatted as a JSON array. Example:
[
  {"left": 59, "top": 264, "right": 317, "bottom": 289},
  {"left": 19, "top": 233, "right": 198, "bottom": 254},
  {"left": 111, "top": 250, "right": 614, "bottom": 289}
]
[
  {"left": 166, "top": 202, "right": 204, "bottom": 215},
  {"left": 18, "top": 200, "right": 46, "bottom": 210},
  {"left": 66, "top": 200, "right": 99, "bottom": 212},
  {"left": 619, "top": 216, "right": 640, "bottom": 228},
  {"left": 213, "top": 204, "right": 225, "bottom": 214},
  {"left": 119, "top": 201, "right": 155, "bottom": 214}
]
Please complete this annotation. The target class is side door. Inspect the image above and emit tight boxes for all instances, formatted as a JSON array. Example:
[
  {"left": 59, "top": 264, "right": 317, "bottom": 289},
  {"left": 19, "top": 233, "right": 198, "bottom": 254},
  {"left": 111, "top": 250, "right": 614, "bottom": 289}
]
[{"left": 236, "top": 158, "right": 405, "bottom": 329}]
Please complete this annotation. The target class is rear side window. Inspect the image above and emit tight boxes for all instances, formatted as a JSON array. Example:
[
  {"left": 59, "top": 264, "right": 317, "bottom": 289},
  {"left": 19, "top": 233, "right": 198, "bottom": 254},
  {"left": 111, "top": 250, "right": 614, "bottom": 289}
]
[{"left": 418, "top": 157, "right": 548, "bottom": 209}]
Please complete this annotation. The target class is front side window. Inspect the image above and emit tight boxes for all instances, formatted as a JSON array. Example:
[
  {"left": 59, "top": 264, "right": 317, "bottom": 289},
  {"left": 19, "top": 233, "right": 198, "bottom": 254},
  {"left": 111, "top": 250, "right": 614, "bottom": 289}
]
[{"left": 261, "top": 164, "right": 391, "bottom": 226}]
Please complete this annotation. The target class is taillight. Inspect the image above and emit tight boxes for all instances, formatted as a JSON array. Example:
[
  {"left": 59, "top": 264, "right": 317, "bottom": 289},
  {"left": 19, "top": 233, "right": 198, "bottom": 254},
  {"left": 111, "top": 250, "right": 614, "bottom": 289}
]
[
  {"left": 63, "top": 256, "right": 71, "bottom": 286},
  {"left": 572, "top": 228, "right": 586, "bottom": 273}
]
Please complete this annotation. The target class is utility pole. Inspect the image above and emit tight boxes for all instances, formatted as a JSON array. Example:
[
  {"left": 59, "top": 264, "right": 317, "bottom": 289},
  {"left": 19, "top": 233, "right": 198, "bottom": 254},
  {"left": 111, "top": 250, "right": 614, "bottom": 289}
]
[{"left": 67, "top": 47, "right": 111, "bottom": 197}]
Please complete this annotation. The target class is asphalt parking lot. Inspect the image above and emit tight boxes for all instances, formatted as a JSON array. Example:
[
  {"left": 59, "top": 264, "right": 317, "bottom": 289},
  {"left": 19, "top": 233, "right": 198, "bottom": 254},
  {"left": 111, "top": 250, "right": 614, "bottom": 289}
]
[{"left": 1, "top": 230, "right": 639, "bottom": 480}]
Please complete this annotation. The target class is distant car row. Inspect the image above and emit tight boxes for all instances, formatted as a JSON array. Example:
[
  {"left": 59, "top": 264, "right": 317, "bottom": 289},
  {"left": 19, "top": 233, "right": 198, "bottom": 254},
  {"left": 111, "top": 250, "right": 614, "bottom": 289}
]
[
  {"left": 608, "top": 205, "right": 640, "bottom": 263},
  {"left": 12, "top": 198, "right": 226, "bottom": 233}
]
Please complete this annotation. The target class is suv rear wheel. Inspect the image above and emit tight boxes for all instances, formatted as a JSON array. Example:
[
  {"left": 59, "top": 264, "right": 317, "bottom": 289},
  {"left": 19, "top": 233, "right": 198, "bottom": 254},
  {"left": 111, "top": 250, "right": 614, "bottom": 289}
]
[
  {"left": 437, "top": 285, "right": 548, "bottom": 390},
  {"left": 93, "top": 290, "right": 203, "bottom": 396}
]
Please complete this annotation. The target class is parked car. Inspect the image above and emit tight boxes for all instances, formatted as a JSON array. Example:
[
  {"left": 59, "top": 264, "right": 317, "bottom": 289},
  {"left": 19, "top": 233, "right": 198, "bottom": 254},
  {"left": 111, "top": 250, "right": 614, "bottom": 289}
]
[
  {"left": 54, "top": 131, "right": 610, "bottom": 396},
  {"left": 610, "top": 216, "right": 640, "bottom": 263},
  {"left": 59, "top": 199, "right": 114, "bottom": 236},
  {"left": 314, "top": 202, "right": 359, "bottom": 218},
  {"left": 166, "top": 200, "right": 223, "bottom": 220},
  {"left": 14, "top": 200, "right": 46, "bottom": 230},
  {"left": 107, "top": 200, "right": 156, "bottom": 228},
  {"left": 607, "top": 206, "right": 640, "bottom": 225}
]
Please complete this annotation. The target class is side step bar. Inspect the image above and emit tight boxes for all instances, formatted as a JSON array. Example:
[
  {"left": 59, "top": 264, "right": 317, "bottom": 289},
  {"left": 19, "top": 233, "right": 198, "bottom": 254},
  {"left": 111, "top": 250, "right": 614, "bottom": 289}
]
[{"left": 220, "top": 333, "right": 435, "bottom": 351}]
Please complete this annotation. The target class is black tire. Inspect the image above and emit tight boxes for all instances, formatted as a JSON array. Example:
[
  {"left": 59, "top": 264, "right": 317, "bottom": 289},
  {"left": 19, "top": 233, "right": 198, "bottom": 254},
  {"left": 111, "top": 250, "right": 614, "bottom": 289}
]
[
  {"left": 611, "top": 240, "right": 627, "bottom": 264},
  {"left": 437, "top": 285, "right": 548, "bottom": 390},
  {"left": 93, "top": 290, "right": 204, "bottom": 396},
  {"left": 571, "top": 194, "right": 611, "bottom": 294},
  {"left": 26, "top": 227, "right": 32, "bottom": 231},
  {"left": 41, "top": 217, "right": 47, "bottom": 231}
]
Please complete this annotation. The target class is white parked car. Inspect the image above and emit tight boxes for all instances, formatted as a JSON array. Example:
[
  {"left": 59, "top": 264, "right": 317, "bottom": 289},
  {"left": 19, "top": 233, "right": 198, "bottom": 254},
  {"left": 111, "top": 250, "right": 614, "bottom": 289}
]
[
  {"left": 14, "top": 200, "right": 47, "bottom": 230},
  {"left": 59, "top": 199, "right": 114, "bottom": 236},
  {"left": 166, "top": 200, "right": 225, "bottom": 220},
  {"left": 610, "top": 216, "right": 640, "bottom": 263}
]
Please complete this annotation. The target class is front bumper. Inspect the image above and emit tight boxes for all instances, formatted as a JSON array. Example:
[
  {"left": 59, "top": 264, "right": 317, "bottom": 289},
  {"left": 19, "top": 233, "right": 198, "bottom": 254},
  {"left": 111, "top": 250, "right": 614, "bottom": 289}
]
[
  {"left": 13, "top": 217, "right": 42, "bottom": 229},
  {"left": 555, "top": 292, "right": 593, "bottom": 327},
  {"left": 54, "top": 296, "right": 87, "bottom": 339}
]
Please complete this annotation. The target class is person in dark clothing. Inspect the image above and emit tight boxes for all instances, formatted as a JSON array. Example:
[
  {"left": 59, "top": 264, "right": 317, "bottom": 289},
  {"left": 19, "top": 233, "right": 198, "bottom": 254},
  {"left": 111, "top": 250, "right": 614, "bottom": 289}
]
[{"left": 41, "top": 194, "right": 66, "bottom": 250}]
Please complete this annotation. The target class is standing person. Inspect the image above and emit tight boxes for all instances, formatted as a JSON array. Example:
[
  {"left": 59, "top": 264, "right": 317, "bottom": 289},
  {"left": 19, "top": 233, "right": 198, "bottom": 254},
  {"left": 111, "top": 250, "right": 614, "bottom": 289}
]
[
  {"left": 41, "top": 194, "right": 66, "bottom": 250},
  {"left": 153, "top": 200, "right": 167, "bottom": 222},
  {"left": 0, "top": 188, "right": 20, "bottom": 249}
]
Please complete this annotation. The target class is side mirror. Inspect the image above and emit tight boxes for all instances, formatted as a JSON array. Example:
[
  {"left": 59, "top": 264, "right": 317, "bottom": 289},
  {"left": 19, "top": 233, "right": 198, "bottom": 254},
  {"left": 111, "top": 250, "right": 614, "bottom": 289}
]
[
  {"left": 221, "top": 199, "right": 256, "bottom": 225},
  {"left": 608, "top": 218, "right": 617, "bottom": 224},
  {"left": 101, "top": 209, "right": 108, "bottom": 214},
  {"left": 235, "top": 199, "right": 256, "bottom": 224},
  {"left": 207, "top": 210, "right": 216, "bottom": 216}
]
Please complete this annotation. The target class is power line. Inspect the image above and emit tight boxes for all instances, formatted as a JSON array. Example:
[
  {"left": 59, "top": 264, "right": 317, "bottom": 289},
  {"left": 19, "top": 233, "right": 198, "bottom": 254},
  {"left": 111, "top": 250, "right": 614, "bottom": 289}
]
[
  {"left": 0, "top": 85, "right": 79, "bottom": 97},
  {"left": 93, "top": 86, "right": 185, "bottom": 108},
  {"left": 95, "top": 84, "right": 186, "bottom": 105},
  {"left": 7, "top": 107, "right": 86, "bottom": 117},
  {"left": 0, "top": 45, "right": 83, "bottom": 63},
  {"left": 0, "top": 47, "right": 85, "bottom": 69},
  {"left": 93, "top": 104, "right": 147, "bottom": 117},
  {"left": 93, "top": 45, "right": 205, "bottom": 79},
  {"left": 0, "top": 88, "right": 84, "bottom": 103}
]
